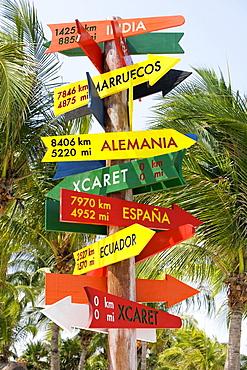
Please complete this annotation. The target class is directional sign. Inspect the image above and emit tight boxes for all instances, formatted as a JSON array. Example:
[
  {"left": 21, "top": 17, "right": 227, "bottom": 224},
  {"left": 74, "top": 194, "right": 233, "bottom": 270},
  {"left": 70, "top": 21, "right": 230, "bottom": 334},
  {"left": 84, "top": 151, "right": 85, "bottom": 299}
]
[
  {"left": 53, "top": 55, "right": 180, "bottom": 116},
  {"left": 85, "top": 286, "right": 182, "bottom": 329},
  {"left": 64, "top": 69, "right": 191, "bottom": 122},
  {"left": 41, "top": 128, "right": 196, "bottom": 162},
  {"left": 134, "top": 69, "right": 191, "bottom": 100},
  {"left": 46, "top": 150, "right": 186, "bottom": 201},
  {"left": 136, "top": 224, "right": 196, "bottom": 264},
  {"left": 45, "top": 16, "right": 185, "bottom": 54},
  {"left": 75, "top": 19, "right": 103, "bottom": 73},
  {"left": 45, "top": 273, "right": 199, "bottom": 307},
  {"left": 53, "top": 160, "right": 106, "bottom": 180},
  {"left": 45, "top": 199, "right": 107, "bottom": 235},
  {"left": 60, "top": 189, "right": 202, "bottom": 231},
  {"left": 44, "top": 33, "right": 185, "bottom": 57},
  {"left": 42, "top": 296, "right": 156, "bottom": 342},
  {"left": 73, "top": 224, "right": 155, "bottom": 275}
]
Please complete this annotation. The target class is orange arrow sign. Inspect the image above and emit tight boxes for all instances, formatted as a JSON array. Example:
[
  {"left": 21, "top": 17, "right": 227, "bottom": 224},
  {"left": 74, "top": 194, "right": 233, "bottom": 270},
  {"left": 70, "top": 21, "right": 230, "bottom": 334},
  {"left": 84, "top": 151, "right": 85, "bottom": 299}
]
[
  {"left": 45, "top": 16, "right": 185, "bottom": 54},
  {"left": 45, "top": 273, "right": 199, "bottom": 308}
]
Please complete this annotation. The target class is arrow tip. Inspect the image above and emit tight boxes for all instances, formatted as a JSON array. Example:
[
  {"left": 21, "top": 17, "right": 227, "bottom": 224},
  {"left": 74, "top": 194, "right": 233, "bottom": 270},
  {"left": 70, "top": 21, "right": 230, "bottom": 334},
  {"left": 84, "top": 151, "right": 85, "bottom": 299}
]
[{"left": 147, "top": 55, "right": 181, "bottom": 86}]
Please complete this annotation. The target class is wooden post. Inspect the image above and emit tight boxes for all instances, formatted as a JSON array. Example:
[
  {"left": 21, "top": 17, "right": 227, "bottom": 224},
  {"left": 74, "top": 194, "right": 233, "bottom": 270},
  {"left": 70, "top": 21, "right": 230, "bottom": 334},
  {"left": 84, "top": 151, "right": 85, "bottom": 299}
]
[{"left": 104, "top": 17, "right": 137, "bottom": 370}]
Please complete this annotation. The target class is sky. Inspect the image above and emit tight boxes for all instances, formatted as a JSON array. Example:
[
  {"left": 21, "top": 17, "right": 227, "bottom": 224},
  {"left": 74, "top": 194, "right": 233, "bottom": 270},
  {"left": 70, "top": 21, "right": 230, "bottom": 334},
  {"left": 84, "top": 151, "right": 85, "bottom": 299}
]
[{"left": 30, "top": 0, "right": 247, "bottom": 354}]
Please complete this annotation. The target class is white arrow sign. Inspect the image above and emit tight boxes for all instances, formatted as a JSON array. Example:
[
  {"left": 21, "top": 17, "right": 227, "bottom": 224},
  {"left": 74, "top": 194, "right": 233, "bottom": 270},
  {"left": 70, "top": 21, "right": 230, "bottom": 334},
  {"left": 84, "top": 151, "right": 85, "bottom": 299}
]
[{"left": 42, "top": 296, "right": 156, "bottom": 342}]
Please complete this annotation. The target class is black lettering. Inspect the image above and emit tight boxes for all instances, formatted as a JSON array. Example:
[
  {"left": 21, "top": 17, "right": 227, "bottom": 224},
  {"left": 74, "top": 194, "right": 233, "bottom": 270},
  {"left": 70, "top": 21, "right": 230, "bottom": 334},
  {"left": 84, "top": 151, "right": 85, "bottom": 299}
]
[
  {"left": 109, "top": 77, "right": 115, "bottom": 88},
  {"left": 132, "top": 233, "right": 136, "bottom": 245},
  {"left": 116, "top": 74, "right": 122, "bottom": 85},
  {"left": 130, "top": 69, "right": 137, "bottom": 80},
  {"left": 136, "top": 66, "right": 144, "bottom": 78},
  {"left": 101, "top": 79, "right": 109, "bottom": 91},
  {"left": 125, "top": 306, "right": 133, "bottom": 321},
  {"left": 118, "top": 304, "right": 125, "bottom": 320},
  {"left": 155, "top": 60, "right": 161, "bottom": 72},
  {"left": 122, "top": 71, "right": 130, "bottom": 83},
  {"left": 141, "top": 309, "right": 147, "bottom": 324},
  {"left": 144, "top": 63, "right": 154, "bottom": 75}
]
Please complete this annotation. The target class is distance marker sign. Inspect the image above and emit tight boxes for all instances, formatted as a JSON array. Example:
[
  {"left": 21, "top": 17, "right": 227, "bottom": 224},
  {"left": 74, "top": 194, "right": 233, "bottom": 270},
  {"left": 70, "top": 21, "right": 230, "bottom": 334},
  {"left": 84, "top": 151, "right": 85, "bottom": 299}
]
[
  {"left": 46, "top": 150, "right": 186, "bottom": 201},
  {"left": 53, "top": 54, "right": 180, "bottom": 116},
  {"left": 45, "top": 16, "right": 185, "bottom": 54},
  {"left": 60, "top": 189, "right": 202, "bottom": 230},
  {"left": 41, "top": 129, "right": 197, "bottom": 162},
  {"left": 84, "top": 286, "right": 182, "bottom": 329},
  {"left": 73, "top": 224, "right": 155, "bottom": 275}
]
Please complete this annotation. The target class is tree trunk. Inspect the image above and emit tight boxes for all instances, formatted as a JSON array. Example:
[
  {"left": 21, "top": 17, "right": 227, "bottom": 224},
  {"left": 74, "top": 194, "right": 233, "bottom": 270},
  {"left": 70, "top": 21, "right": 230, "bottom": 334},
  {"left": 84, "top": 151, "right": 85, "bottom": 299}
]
[
  {"left": 140, "top": 341, "right": 147, "bottom": 370},
  {"left": 50, "top": 322, "right": 60, "bottom": 370},
  {"left": 224, "top": 300, "right": 243, "bottom": 370},
  {"left": 78, "top": 347, "right": 87, "bottom": 370},
  {"left": 104, "top": 17, "right": 136, "bottom": 370}
]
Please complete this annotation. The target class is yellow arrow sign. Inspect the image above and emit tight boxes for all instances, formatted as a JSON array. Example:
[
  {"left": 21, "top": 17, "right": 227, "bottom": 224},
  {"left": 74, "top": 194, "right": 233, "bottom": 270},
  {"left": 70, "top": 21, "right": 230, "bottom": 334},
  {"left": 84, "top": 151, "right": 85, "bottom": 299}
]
[
  {"left": 73, "top": 224, "right": 155, "bottom": 275},
  {"left": 41, "top": 129, "right": 197, "bottom": 162},
  {"left": 54, "top": 54, "right": 180, "bottom": 116}
]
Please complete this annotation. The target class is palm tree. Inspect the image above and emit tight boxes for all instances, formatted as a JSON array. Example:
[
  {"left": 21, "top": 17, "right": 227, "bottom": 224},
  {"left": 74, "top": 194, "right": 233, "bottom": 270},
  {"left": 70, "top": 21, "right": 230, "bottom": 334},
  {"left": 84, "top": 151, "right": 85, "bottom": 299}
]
[
  {"left": 0, "top": 0, "right": 65, "bottom": 217},
  {"left": 147, "top": 67, "right": 247, "bottom": 370},
  {"left": 156, "top": 326, "right": 226, "bottom": 369}
]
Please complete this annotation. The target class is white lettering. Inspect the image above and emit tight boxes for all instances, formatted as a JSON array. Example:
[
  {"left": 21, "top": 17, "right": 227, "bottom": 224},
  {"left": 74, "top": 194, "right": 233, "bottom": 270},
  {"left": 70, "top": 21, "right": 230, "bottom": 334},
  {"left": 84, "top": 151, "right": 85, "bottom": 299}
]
[
  {"left": 135, "top": 21, "right": 146, "bottom": 31},
  {"left": 81, "top": 178, "right": 90, "bottom": 191},
  {"left": 92, "top": 176, "right": 102, "bottom": 190},
  {"left": 73, "top": 180, "right": 80, "bottom": 192}
]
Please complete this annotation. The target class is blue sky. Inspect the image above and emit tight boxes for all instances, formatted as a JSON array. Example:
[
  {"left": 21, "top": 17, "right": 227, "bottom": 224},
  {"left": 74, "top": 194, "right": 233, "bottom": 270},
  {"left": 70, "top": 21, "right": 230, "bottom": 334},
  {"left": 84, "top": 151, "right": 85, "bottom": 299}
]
[{"left": 31, "top": 0, "right": 247, "bottom": 353}]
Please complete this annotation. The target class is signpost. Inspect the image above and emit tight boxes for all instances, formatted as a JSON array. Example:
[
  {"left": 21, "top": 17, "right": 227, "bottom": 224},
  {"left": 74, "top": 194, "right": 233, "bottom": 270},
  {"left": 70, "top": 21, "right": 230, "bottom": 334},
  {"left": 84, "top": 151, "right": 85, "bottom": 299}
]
[
  {"left": 42, "top": 12, "right": 201, "bottom": 369},
  {"left": 52, "top": 54, "right": 180, "bottom": 115},
  {"left": 85, "top": 286, "right": 182, "bottom": 329},
  {"left": 73, "top": 224, "right": 155, "bottom": 275},
  {"left": 41, "top": 128, "right": 196, "bottom": 162},
  {"left": 42, "top": 296, "right": 156, "bottom": 342},
  {"left": 46, "top": 150, "right": 187, "bottom": 201},
  {"left": 45, "top": 16, "right": 185, "bottom": 54},
  {"left": 60, "top": 189, "right": 202, "bottom": 230},
  {"left": 45, "top": 273, "right": 199, "bottom": 307}
]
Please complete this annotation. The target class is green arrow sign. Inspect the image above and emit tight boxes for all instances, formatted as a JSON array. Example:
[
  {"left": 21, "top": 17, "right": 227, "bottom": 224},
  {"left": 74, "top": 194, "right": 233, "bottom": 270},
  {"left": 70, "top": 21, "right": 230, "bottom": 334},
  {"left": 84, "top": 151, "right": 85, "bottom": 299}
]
[
  {"left": 43, "top": 33, "right": 184, "bottom": 57},
  {"left": 46, "top": 150, "right": 186, "bottom": 201}
]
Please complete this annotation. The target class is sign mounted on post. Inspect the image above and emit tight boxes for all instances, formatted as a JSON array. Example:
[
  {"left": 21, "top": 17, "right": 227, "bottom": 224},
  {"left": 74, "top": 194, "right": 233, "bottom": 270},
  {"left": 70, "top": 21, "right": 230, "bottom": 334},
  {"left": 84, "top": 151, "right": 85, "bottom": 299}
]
[
  {"left": 41, "top": 128, "right": 196, "bottom": 162},
  {"left": 42, "top": 297, "right": 157, "bottom": 342},
  {"left": 45, "top": 273, "right": 200, "bottom": 307},
  {"left": 46, "top": 150, "right": 186, "bottom": 201},
  {"left": 52, "top": 54, "right": 180, "bottom": 116},
  {"left": 73, "top": 224, "right": 155, "bottom": 275},
  {"left": 85, "top": 286, "right": 182, "bottom": 329},
  {"left": 64, "top": 69, "right": 191, "bottom": 122},
  {"left": 45, "top": 16, "right": 185, "bottom": 54},
  {"left": 60, "top": 189, "right": 202, "bottom": 230},
  {"left": 44, "top": 33, "right": 185, "bottom": 57}
]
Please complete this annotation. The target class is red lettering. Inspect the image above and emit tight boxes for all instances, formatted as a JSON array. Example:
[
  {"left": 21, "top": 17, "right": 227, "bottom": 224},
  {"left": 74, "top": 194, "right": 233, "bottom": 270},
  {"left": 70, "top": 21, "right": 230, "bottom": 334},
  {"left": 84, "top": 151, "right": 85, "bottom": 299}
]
[
  {"left": 127, "top": 139, "right": 139, "bottom": 150},
  {"left": 168, "top": 137, "right": 178, "bottom": 148},
  {"left": 101, "top": 140, "right": 111, "bottom": 151},
  {"left": 140, "top": 138, "right": 151, "bottom": 149}
]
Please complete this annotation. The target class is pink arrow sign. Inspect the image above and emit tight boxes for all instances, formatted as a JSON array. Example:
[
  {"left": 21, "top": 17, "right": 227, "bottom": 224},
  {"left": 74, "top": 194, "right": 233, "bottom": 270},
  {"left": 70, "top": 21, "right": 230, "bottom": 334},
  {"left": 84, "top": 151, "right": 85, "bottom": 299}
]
[{"left": 84, "top": 286, "right": 182, "bottom": 329}]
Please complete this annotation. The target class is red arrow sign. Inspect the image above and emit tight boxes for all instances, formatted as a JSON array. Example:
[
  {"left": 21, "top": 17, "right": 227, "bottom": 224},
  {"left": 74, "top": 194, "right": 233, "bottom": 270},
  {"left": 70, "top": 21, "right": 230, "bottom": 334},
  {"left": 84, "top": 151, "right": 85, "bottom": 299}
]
[
  {"left": 45, "top": 273, "right": 199, "bottom": 307},
  {"left": 75, "top": 19, "right": 103, "bottom": 73},
  {"left": 136, "top": 224, "right": 195, "bottom": 263},
  {"left": 84, "top": 286, "right": 182, "bottom": 329},
  {"left": 60, "top": 189, "right": 202, "bottom": 231}
]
